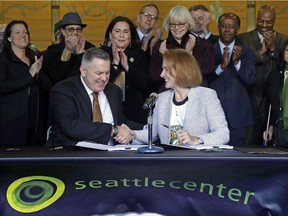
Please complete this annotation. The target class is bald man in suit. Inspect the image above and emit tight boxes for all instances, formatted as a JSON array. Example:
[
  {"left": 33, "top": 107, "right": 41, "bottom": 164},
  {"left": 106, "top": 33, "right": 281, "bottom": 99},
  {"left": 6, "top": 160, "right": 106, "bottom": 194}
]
[{"left": 236, "top": 4, "right": 288, "bottom": 145}]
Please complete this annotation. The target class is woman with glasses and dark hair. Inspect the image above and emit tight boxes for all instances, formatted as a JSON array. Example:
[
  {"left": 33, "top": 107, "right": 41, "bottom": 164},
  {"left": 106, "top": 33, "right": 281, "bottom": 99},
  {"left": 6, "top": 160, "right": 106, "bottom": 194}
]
[
  {"left": 42, "top": 12, "right": 94, "bottom": 90},
  {"left": 149, "top": 5, "right": 215, "bottom": 93},
  {"left": 100, "top": 16, "right": 149, "bottom": 124},
  {"left": 0, "top": 20, "right": 43, "bottom": 146}
]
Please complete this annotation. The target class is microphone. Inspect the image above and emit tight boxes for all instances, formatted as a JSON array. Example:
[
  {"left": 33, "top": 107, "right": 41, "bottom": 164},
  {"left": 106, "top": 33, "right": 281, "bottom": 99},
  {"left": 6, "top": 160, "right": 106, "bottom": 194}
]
[{"left": 143, "top": 92, "right": 158, "bottom": 110}]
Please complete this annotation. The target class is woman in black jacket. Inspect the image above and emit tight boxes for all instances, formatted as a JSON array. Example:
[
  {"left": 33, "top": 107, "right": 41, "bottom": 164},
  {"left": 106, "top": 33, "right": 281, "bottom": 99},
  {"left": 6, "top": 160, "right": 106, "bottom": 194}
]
[
  {"left": 0, "top": 20, "right": 43, "bottom": 146},
  {"left": 101, "top": 16, "right": 149, "bottom": 124}
]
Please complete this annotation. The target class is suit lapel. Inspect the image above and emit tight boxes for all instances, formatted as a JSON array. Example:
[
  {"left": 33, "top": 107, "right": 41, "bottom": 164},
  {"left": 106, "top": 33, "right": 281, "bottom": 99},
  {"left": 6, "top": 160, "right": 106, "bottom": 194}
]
[
  {"left": 251, "top": 30, "right": 262, "bottom": 50},
  {"left": 183, "top": 90, "right": 194, "bottom": 129},
  {"left": 214, "top": 42, "right": 223, "bottom": 65},
  {"left": 75, "top": 77, "right": 93, "bottom": 116},
  {"left": 159, "top": 91, "right": 173, "bottom": 144}
]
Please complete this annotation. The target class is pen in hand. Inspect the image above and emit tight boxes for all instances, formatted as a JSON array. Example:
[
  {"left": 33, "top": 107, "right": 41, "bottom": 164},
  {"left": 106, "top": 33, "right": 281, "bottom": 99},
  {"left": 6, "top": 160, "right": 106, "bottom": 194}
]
[
  {"left": 162, "top": 124, "right": 204, "bottom": 146},
  {"left": 162, "top": 124, "right": 178, "bottom": 132}
]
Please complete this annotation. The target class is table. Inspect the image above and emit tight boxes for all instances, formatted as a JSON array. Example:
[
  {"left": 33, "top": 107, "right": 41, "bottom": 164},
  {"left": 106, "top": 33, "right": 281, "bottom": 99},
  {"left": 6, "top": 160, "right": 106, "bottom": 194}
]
[{"left": 1, "top": 145, "right": 288, "bottom": 216}]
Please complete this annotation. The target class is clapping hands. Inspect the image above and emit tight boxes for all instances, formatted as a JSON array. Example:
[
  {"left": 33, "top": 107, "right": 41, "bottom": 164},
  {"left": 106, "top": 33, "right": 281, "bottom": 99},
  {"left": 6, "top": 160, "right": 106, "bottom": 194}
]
[
  {"left": 185, "top": 34, "right": 196, "bottom": 52},
  {"left": 65, "top": 34, "right": 85, "bottom": 54},
  {"left": 112, "top": 44, "right": 129, "bottom": 71},
  {"left": 232, "top": 46, "right": 242, "bottom": 65},
  {"left": 29, "top": 55, "right": 43, "bottom": 77}
]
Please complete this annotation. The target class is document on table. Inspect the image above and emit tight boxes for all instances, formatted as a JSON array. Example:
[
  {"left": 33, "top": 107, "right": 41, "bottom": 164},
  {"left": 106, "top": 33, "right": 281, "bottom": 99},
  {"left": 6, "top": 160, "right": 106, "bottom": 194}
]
[
  {"left": 160, "top": 143, "right": 233, "bottom": 150},
  {"left": 191, "top": 144, "right": 233, "bottom": 150},
  {"left": 76, "top": 141, "right": 147, "bottom": 151}
]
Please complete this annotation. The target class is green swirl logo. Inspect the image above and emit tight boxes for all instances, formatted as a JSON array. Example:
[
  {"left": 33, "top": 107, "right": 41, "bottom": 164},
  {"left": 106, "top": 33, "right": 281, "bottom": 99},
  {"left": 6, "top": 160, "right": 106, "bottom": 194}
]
[{"left": 6, "top": 176, "right": 65, "bottom": 213}]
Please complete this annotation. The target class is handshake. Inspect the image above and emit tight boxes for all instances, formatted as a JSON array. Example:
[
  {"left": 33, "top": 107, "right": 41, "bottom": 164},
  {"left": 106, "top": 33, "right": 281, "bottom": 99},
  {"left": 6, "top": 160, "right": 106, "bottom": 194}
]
[{"left": 113, "top": 124, "right": 135, "bottom": 144}]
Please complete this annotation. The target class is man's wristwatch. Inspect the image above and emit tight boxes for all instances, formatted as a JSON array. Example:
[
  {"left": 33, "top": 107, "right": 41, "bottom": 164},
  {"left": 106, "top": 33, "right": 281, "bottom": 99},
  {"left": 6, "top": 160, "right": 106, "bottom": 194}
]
[
  {"left": 112, "top": 125, "right": 119, "bottom": 137},
  {"left": 198, "top": 138, "right": 204, "bottom": 144}
]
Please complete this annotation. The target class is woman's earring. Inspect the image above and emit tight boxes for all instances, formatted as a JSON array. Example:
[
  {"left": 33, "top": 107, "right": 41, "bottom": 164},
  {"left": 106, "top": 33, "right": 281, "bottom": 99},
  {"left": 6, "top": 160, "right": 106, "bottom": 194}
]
[{"left": 107, "top": 39, "right": 112, "bottom": 47}]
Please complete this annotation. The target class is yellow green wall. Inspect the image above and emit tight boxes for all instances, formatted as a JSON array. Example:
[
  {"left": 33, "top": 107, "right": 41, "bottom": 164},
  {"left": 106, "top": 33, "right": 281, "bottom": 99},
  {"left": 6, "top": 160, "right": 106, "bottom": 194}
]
[{"left": 0, "top": 1, "right": 287, "bottom": 51}]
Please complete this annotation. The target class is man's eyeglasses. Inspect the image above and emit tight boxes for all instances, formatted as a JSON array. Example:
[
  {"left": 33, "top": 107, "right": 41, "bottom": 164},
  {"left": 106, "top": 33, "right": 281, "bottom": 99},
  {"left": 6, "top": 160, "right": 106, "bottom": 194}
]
[
  {"left": 169, "top": 23, "right": 187, "bottom": 29},
  {"left": 65, "top": 27, "right": 83, "bottom": 33},
  {"left": 140, "top": 12, "right": 158, "bottom": 21}
]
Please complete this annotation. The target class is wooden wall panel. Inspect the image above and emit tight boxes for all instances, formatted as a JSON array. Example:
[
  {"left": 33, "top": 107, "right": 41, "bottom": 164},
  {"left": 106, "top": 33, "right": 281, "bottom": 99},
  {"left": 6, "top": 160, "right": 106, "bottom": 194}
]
[
  {"left": 0, "top": 1, "right": 51, "bottom": 50},
  {"left": 0, "top": 1, "right": 287, "bottom": 51},
  {"left": 0, "top": 2, "right": 4, "bottom": 22},
  {"left": 2, "top": 1, "right": 50, "bottom": 20}
]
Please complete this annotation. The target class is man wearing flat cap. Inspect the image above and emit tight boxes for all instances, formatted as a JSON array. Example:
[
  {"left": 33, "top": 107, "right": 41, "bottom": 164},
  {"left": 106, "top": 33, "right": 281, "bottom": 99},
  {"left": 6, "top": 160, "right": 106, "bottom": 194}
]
[{"left": 42, "top": 12, "right": 95, "bottom": 91}]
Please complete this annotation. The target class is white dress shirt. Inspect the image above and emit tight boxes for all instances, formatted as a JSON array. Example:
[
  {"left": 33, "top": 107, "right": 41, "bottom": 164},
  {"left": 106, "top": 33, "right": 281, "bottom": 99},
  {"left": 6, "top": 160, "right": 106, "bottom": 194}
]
[{"left": 80, "top": 76, "right": 114, "bottom": 124}]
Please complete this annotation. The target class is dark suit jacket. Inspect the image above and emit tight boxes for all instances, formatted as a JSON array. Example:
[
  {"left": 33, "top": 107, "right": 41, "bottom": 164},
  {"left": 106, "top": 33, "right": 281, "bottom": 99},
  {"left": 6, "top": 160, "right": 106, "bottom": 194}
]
[
  {"left": 206, "top": 33, "right": 219, "bottom": 45},
  {"left": 47, "top": 76, "right": 141, "bottom": 146},
  {"left": 136, "top": 28, "right": 152, "bottom": 58},
  {"left": 209, "top": 42, "right": 255, "bottom": 129},
  {"left": 236, "top": 29, "right": 288, "bottom": 119},
  {"left": 266, "top": 69, "right": 284, "bottom": 126},
  {"left": 42, "top": 40, "right": 95, "bottom": 91},
  {"left": 0, "top": 48, "right": 38, "bottom": 146}
]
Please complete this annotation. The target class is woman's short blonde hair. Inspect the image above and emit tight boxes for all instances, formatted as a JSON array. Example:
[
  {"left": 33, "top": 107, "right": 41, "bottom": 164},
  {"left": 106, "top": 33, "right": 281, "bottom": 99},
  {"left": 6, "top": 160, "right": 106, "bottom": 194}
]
[
  {"left": 162, "top": 5, "right": 195, "bottom": 32},
  {"left": 162, "top": 49, "right": 202, "bottom": 88}
]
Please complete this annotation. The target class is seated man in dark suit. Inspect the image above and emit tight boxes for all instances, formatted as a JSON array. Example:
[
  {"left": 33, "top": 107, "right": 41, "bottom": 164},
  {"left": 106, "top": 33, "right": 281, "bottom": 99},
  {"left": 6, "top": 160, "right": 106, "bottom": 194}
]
[
  {"left": 209, "top": 13, "right": 256, "bottom": 146},
  {"left": 47, "top": 47, "right": 140, "bottom": 146}
]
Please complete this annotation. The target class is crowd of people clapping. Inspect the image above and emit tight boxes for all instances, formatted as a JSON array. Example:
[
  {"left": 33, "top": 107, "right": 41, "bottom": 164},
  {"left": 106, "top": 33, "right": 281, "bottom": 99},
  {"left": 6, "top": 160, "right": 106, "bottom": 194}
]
[{"left": 0, "top": 3, "right": 287, "bottom": 147}]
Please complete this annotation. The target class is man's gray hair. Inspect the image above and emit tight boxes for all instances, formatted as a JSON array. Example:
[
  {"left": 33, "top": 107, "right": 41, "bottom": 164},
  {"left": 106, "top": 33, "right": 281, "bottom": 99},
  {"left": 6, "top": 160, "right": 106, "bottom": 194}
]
[{"left": 81, "top": 47, "right": 110, "bottom": 68}]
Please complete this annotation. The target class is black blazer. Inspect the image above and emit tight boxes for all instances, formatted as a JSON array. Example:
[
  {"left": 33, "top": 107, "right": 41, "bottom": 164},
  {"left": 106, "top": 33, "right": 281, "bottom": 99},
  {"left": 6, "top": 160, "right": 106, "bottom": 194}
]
[
  {"left": 47, "top": 76, "right": 140, "bottom": 146},
  {"left": 42, "top": 40, "right": 95, "bottom": 90},
  {"left": 266, "top": 70, "right": 284, "bottom": 126},
  {"left": 0, "top": 48, "right": 38, "bottom": 146},
  {"left": 101, "top": 44, "right": 149, "bottom": 124},
  {"left": 206, "top": 33, "right": 219, "bottom": 45}
]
